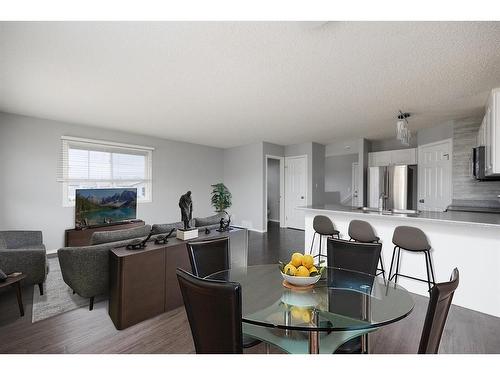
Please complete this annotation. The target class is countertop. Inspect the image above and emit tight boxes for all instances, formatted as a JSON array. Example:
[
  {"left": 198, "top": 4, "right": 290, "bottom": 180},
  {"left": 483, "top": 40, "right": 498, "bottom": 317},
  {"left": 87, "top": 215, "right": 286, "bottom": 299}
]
[{"left": 298, "top": 204, "right": 500, "bottom": 228}]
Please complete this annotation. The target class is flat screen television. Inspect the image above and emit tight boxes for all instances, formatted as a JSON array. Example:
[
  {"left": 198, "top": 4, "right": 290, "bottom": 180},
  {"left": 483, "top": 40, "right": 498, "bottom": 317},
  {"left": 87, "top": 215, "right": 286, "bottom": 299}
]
[{"left": 75, "top": 188, "right": 137, "bottom": 228}]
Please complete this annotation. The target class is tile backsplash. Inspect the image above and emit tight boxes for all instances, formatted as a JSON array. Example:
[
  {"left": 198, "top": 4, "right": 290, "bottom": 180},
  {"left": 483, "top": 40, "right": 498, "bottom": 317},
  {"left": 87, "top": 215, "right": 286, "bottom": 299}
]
[{"left": 452, "top": 118, "right": 500, "bottom": 203}]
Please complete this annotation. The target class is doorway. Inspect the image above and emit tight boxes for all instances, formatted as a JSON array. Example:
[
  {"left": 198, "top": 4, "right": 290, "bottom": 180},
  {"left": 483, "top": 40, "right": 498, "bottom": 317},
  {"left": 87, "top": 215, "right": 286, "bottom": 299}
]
[
  {"left": 265, "top": 155, "right": 285, "bottom": 229},
  {"left": 417, "top": 139, "right": 453, "bottom": 211},
  {"left": 284, "top": 155, "right": 308, "bottom": 230}
]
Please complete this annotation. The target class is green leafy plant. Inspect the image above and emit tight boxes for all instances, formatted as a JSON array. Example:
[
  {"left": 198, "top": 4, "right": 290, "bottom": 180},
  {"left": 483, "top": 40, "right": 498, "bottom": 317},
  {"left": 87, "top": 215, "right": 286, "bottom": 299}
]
[{"left": 211, "top": 183, "right": 232, "bottom": 213}]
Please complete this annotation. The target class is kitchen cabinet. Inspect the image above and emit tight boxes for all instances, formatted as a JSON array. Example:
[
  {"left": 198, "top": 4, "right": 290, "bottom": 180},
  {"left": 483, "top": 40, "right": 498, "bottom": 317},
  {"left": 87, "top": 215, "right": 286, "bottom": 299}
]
[
  {"left": 368, "top": 148, "right": 417, "bottom": 167},
  {"left": 484, "top": 88, "right": 500, "bottom": 176}
]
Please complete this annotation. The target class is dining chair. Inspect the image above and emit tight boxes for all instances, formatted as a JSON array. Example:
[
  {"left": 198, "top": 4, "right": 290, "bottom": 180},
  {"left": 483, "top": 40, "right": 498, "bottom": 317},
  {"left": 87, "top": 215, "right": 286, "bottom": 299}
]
[
  {"left": 177, "top": 268, "right": 265, "bottom": 353},
  {"left": 186, "top": 237, "right": 230, "bottom": 278},
  {"left": 327, "top": 238, "right": 382, "bottom": 354},
  {"left": 418, "top": 268, "right": 459, "bottom": 354}
]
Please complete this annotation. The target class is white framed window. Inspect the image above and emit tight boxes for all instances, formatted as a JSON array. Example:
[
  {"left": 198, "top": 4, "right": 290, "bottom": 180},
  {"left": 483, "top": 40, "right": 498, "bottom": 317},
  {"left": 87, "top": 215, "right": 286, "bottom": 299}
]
[{"left": 58, "top": 136, "right": 154, "bottom": 207}]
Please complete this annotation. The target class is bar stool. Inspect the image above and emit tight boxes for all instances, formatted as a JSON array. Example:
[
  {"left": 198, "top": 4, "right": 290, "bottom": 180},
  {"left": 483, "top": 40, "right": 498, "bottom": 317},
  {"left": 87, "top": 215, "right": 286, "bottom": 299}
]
[
  {"left": 348, "top": 219, "right": 386, "bottom": 280},
  {"left": 388, "top": 226, "right": 436, "bottom": 293},
  {"left": 309, "top": 215, "right": 340, "bottom": 261}
]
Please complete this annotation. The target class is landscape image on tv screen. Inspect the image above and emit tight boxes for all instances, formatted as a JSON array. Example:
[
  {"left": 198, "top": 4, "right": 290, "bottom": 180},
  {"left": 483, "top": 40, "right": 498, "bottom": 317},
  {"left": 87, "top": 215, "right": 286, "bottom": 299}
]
[{"left": 75, "top": 188, "right": 137, "bottom": 227}]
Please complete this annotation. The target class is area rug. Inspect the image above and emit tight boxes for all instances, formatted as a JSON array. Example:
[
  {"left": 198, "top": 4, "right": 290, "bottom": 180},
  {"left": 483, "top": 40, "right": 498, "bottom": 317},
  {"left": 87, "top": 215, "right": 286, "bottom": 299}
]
[{"left": 31, "top": 256, "right": 105, "bottom": 323}]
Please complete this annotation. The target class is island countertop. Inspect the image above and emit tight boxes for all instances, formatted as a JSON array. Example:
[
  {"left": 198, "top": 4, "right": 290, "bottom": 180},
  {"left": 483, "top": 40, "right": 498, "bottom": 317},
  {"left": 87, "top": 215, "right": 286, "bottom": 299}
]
[
  {"left": 298, "top": 204, "right": 500, "bottom": 228},
  {"left": 299, "top": 204, "right": 500, "bottom": 318}
]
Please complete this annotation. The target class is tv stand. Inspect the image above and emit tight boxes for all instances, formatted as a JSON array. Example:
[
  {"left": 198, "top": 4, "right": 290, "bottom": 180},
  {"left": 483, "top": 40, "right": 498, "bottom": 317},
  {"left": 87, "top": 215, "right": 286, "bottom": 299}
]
[{"left": 65, "top": 220, "right": 145, "bottom": 247}]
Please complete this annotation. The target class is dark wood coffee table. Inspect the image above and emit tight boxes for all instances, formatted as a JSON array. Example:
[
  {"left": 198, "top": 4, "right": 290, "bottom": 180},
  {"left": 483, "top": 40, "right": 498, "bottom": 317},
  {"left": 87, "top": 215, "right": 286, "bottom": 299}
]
[{"left": 0, "top": 274, "right": 26, "bottom": 317}]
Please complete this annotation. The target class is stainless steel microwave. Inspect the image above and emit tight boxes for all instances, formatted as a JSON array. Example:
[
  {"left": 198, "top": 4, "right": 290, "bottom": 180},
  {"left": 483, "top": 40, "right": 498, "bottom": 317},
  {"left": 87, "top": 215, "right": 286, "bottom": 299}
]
[{"left": 472, "top": 146, "right": 500, "bottom": 181}]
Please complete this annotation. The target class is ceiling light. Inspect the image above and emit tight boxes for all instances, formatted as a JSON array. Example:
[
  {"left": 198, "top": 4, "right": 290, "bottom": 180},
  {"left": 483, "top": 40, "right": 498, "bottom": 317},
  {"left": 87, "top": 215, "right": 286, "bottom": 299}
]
[{"left": 396, "top": 111, "right": 411, "bottom": 146}]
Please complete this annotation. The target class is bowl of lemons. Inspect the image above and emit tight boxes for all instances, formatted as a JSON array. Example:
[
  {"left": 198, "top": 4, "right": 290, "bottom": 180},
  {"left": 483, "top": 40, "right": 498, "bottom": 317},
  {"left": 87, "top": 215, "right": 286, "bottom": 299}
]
[{"left": 279, "top": 252, "right": 324, "bottom": 287}]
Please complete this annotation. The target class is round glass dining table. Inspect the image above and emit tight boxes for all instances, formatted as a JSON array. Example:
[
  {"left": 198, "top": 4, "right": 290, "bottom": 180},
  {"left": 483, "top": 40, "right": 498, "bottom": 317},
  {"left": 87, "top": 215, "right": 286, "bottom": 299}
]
[{"left": 207, "top": 264, "right": 414, "bottom": 354}]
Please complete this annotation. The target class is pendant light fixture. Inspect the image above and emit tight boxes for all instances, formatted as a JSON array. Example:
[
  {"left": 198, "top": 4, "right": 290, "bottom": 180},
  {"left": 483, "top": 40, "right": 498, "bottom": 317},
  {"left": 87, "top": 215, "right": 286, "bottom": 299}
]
[{"left": 396, "top": 110, "right": 411, "bottom": 146}]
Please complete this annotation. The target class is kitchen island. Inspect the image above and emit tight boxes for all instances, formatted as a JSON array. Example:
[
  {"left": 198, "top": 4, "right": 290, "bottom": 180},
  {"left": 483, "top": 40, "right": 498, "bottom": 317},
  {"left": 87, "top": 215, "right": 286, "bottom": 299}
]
[{"left": 298, "top": 204, "right": 500, "bottom": 317}]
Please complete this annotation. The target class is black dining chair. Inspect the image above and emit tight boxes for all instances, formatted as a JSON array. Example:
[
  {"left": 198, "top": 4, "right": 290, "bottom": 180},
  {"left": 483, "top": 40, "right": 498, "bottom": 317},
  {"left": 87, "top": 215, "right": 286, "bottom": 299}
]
[
  {"left": 327, "top": 238, "right": 382, "bottom": 354},
  {"left": 186, "top": 237, "right": 230, "bottom": 278},
  {"left": 176, "top": 268, "right": 247, "bottom": 353},
  {"left": 418, "top": 268, "right": 459, "bottom": 354},
  {"left": 184, "top": 238, "right": 261, "bottom": 350}
]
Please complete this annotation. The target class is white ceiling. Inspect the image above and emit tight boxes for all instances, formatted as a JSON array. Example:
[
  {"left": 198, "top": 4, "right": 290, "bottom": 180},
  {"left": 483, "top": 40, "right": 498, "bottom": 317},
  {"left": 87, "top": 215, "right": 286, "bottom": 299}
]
[{"left": 1, "top": 21, "right": 500, "bottom": 148}]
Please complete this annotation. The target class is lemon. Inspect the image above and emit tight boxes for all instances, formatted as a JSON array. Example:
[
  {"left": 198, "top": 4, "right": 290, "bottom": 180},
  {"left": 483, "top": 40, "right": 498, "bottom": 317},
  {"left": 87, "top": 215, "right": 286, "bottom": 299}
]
[
  {"left": 295, "top": 265, "right": 310, "bottom": 277},
  {"left": 302, "top": 254, "right": 314, "bottom": 268},
  {"left": 302, "top": 310, "right": 312, "bottom": 323},
  {"left": 283, "top": 263, "right": 297, "bottom": 276},
  {"left": 291, "top": 252, "right": 304, "bottom": 267},
  {"left": 308, "top": 266, "right": 319, "bottom": 275},
  {"left": 291, "top": 306, "right": 303, "bottom": 319}
]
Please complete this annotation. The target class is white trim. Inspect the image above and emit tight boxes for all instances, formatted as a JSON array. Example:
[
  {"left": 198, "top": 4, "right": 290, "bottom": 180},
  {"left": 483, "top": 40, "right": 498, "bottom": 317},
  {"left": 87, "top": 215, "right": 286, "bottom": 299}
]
[
  {"left": 60, "top": 135, "right": 155, "bottom": 151},
  {"left": 264, "top": 155, "right": 285, "bottom": 232}
]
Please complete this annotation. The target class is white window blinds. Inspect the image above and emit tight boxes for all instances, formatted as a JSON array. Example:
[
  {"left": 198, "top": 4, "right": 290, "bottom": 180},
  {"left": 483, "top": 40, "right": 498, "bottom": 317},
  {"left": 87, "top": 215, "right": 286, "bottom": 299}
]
[{"left": 58, "top": 136, "right": 154, "bottom": 206}]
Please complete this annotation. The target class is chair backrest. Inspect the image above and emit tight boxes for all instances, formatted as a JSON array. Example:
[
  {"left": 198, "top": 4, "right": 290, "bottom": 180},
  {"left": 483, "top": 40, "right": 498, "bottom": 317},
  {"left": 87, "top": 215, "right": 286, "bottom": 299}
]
[
  {"left": 313, "top": 215, "right": 336, "bottom": 235},
  {"left": 418, "top": 268, "right": 459, "bottom": 354},
  {"left": 327, "top": 238, "right": 382, "bottom": 275},
  {"left": 176, "top": 268, "right": 243, "bottom": 354},
  {"left": 392, "top": 226, "right": 430, "bottom": 251},
  {"left": 348, "top": 220, "right": 378, "bottom": 243},
  {"left": 186, "top": 237, "right": 230, "bottom": 278}
]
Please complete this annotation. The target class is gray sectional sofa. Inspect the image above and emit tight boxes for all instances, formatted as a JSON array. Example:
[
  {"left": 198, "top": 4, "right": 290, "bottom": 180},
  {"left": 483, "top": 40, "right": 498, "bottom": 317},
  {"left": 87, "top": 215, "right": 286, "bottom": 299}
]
[
  {"left": 0, "top": 231, "right": 48, "bottom": 295},
  {"left": 57, "top": 213, "right": 226, "bottom": 310}
]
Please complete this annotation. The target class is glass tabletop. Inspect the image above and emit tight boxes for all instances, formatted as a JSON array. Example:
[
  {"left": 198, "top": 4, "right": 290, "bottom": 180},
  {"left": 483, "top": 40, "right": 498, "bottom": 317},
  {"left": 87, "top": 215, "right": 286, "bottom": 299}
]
[{"left": 207, "top": 264, "right": 414, "bottom": 332}]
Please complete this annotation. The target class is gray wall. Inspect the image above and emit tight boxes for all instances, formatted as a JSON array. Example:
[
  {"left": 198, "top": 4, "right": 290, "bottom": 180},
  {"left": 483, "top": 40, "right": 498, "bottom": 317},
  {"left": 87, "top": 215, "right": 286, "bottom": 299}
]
[
  {"left": 223, "top": 142, "right": 265, "bottom": 231},
  {"left": 266, "top": 158, "right": 280, "bottom": 221},
  {"left": 369, "top": 135, "right": 417, "bottom": 152},
  {"left": 311, "top": 143, "right": 326, "bottom": 205},
  {"left": 0, "top": 112, "right": 224, "bottom": 250},
  {"left": 452, "top": 118, "right": 500, "bottom": 202},
  {"left": 325, "top": 153, "right": 358, "bottom": 204},
  {"left": 417, "top": 121, "right": 454, "bottom": 146}
]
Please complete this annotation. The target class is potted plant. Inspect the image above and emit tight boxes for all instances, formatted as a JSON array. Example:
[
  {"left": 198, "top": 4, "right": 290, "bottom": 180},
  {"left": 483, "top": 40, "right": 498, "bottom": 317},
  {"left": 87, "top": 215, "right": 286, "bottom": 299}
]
[{"left": 211, "top": 183, "right": 232, "bottom": 213}]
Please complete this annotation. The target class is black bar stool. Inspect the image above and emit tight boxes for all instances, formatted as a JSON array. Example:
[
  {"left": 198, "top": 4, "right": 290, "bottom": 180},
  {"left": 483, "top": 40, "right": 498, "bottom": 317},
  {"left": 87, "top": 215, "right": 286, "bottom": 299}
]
[
  {"left": 348, "top": 219, "right": 386, "bottom": 280},
  {"left": 388, "top": 226, "right": 436, "bottom": 293},
  {"left": 309, "top": 215, "right": 340, "bottom": 261}
]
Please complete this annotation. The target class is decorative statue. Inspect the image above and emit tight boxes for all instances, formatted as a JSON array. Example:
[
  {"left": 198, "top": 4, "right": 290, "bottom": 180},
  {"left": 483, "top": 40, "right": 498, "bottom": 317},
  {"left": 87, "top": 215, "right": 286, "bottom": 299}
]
[
  {"left": 217, "top": 211, "right": 232, "bottom": 232},
  {"left": 178, "top": 191, "right": 193, "bottom": 230}
]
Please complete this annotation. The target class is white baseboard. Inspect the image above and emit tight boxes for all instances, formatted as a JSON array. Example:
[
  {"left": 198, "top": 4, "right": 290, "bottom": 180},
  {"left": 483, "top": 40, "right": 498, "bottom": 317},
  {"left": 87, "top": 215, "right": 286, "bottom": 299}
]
[{"left": 47, "top": 248, "right": 58, "bottom": 255}]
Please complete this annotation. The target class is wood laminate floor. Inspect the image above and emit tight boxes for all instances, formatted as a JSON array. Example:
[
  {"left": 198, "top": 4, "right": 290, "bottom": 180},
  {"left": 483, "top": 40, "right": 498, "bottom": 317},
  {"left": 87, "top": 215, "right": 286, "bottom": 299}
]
[{"left": 1, "top": 222, "right": 499, "bottom": 354}]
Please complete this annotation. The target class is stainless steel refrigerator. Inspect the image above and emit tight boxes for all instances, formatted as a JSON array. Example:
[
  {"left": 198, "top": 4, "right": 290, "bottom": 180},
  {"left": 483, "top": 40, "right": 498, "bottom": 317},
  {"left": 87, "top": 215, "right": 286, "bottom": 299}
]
[{"left": 367, "top": 165, "right": 418, "bottom": 210}]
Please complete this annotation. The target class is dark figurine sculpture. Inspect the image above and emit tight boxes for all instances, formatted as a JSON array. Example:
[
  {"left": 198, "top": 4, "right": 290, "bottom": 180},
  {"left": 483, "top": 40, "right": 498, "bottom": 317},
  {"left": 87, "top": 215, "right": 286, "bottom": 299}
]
[
  {"left": 154, "top": 228, "right": 176, "bottom": 245},
  {"left": 179, "top": 191, "right": 193, "bottom": 230},
  {"left": 205, "top": 227, "right": 211, "bottom": 235},
  {"left": 126, "top": 229, "right": 153, "bottom": 250},
  {"left": 217, "top": 211, "right": 232, "bottom": 232}
]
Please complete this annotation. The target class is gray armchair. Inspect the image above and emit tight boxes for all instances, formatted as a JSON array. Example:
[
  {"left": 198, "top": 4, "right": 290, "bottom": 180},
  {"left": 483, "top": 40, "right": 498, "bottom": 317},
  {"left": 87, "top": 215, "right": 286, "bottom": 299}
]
[{"left": 0, "top": 231, "right": 48, "bottom": 295}]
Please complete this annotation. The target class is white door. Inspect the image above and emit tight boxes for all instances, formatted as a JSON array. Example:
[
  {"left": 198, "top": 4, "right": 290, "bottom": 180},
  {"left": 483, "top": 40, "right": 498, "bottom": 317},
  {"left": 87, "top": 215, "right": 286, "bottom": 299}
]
[
  {"left": 418, "top": 139, "right": 452, "bottom": 212},
  {"left": 285, "top": 156, "right": 307, "bottom": 230},
  {"left": 351, "top": 162, "right": 360, "bottom": 207}
]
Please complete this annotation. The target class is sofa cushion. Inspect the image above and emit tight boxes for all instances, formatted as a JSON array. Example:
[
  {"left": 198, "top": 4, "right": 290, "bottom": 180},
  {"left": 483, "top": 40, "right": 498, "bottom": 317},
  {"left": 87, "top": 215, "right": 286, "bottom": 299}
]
[
  {"left": 151, "top": 221, "right": 184, "bottom": 235},
  {"left": 90, "top": 225, "right": 152, "bottom": 245},
  {"left": 0, "top": 237, "right": 6, "bottom": 249},
  {"left": 195, "top": 213, "right": 226, "bottom": 227}
]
